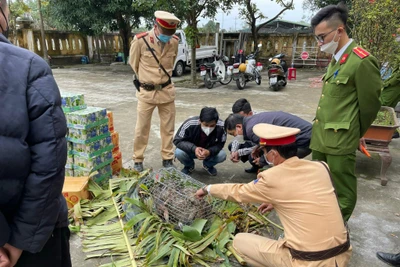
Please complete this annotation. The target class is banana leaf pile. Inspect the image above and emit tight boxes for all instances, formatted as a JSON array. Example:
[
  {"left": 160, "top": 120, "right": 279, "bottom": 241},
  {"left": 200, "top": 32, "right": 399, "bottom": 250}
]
[{"left": 68, "top": 168, "right": 282, "bottom": 267}]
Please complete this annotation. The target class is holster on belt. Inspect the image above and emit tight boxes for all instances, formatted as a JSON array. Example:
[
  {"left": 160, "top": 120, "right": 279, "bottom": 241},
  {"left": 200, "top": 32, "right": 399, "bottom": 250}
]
[{"left": 289, "top": 231, "right": 350, "bottom": 261}]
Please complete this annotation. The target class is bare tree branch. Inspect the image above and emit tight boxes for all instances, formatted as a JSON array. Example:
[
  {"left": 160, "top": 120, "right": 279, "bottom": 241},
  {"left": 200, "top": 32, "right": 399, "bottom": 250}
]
[{"left": 255, "top": 0, "right": 293, "bottom": 32}]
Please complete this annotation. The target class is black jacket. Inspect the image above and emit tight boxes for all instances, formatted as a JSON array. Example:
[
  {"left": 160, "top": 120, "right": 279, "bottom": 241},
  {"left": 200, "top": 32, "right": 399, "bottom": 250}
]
[
  {"left": 173, "top": 116, "right": 227, "bottom": 156},
  {"left": 0, "top": 34, "right": 68, "bottom": 253}
]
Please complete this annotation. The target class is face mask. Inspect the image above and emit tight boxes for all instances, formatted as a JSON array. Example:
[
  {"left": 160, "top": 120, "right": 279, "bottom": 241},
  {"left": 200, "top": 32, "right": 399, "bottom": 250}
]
[
  {"left": 158, "top": 34, "right": 172, "bottom": 43},
  {"left": 264, "top": 150, "right": 274, "bottom": 166},
  {"left": 320, "top": 31, "right": 339, "bottom": 55},
  {"left": 201, "top": 126, "right": 215, "bottom": 136},
  {"left": 0, "top": 7, "right": 9, "bottom": 38}
]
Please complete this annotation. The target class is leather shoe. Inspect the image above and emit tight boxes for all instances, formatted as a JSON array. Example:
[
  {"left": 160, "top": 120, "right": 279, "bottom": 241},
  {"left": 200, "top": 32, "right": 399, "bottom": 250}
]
[
  {"left": 245, "top": 166, "right": 259, "bottom": 173},
  {"left": 162, "top": 159, "right": 175, "bottom": 168},
  {"left": 133, "top": 162, "right": 144, "bottom": 172},
  {"left": 376, "top": 252, "right": 400, "bottom": 266}
]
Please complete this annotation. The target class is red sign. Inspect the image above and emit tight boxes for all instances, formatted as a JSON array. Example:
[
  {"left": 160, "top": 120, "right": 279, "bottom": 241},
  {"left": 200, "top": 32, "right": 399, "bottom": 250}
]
[{"left": 301, "top": 51, "right": 309, "bottom": 60}]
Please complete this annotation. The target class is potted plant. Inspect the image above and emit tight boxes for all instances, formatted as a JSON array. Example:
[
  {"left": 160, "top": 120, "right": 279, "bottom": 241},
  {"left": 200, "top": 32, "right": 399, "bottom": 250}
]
[{"left": 363, "top": 106, "right": 399, "bottom": 145}]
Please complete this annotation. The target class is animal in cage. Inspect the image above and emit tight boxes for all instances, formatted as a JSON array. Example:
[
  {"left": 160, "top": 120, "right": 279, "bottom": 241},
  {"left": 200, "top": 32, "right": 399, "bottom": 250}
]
[{"left": 140, "top": 168, "right": 217, "bottom": 226}]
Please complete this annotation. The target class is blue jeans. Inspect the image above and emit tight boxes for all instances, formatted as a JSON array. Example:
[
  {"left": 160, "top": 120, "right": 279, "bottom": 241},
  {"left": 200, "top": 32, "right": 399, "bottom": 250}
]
[{"left": 175, "top": 148, "right": 226, "bottom": 168}]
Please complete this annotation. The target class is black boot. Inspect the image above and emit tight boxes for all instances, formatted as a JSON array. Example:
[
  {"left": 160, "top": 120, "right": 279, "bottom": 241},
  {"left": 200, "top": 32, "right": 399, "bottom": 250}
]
[
  {"left": 245, "top": 166, "right": 259, "bottom": 173},
  {"left": 376, "top": 252, "right": 400, "bottom": 266},
  {"left": 162, "top": 159, "right": 175, "bottom": 168}
]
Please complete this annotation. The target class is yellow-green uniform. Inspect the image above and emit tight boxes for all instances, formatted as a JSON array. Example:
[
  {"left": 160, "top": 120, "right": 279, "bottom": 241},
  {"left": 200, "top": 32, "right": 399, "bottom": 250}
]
[
  {"left": 129, "top": 30, "right": 179, "bottom": 162},
  {"left": 380, "top": 66, "right": 400, "bottom": 108},
  {"left": 311, "top": 41, "right": 382, "bottom": 221}
]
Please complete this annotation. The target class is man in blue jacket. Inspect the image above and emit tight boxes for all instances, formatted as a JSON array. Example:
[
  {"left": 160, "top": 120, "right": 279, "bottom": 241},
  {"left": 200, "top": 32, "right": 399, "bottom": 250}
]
[{"left": 0, "top": 1, "right": 71, "bottom": 266}]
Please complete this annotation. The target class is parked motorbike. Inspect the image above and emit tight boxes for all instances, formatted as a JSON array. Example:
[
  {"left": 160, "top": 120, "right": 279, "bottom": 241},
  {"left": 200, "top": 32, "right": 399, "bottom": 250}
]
[
  {"left": 199, "top": 54, "right": 232, "bottom": 89},
  {"left": 269, "top": 53, "right": 288, "bottom": 74},
  {"left": 230, "top": 44, "right": 263, "bottom": 90},
  {"left": 267, "top": 58, "right": 287, "bottom": 91}
]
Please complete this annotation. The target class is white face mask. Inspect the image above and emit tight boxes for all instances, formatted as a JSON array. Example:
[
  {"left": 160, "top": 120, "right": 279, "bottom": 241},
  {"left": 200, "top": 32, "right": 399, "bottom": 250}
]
[
  {"left": 201, "top": 126, "right": 215, "bottom": 136},
  {"left": 264, "top": 150, "right": 274, "bottom": 166},
  {"left": 320, "top": 31, "right": 340, "bottom": 55}
]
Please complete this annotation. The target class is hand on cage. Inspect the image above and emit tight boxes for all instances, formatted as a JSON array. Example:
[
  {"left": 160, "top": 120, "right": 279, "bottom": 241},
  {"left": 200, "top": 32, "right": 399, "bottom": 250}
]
[
  {"left": 258, "top": 203, "right": 274, "bottom": 214},
  {"left": 195, "top": 186, "right": 207, "bottom": 199}
]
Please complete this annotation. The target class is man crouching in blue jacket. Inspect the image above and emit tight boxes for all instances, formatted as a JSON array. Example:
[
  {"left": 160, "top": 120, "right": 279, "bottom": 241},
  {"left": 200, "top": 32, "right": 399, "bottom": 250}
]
[{"left": 0, "top": 1, "right": 71, "bottom": 266}]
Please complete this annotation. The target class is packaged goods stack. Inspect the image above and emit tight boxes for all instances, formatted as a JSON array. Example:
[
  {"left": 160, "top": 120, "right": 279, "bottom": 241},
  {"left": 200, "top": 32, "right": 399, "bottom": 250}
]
[
  {"left": 108, "top": 111, "right": 122, "bottom": 174},
  {"left": 61, "top": 92, "right": 114, "bottom": 187}
]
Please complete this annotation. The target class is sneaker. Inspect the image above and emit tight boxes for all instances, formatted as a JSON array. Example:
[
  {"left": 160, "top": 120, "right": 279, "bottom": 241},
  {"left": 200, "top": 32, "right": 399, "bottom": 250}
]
[
  {"left": 162, "top": 159, "right": 175, "bottom": 168},
  {"left": 181, "top": 165, "right": 195, "bottom": 175},
  {"left": 134, "top": 162, "right": 144, "bottom": 172},
  {"left": 203, "top": 164, "right": 217, "bottom": 176}
]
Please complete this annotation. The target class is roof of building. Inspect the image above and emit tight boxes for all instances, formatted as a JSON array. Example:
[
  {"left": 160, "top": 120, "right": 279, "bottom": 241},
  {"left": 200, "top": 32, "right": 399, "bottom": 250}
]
[{"left": 241, "top": 19, "right": 312, "bottom": 34}]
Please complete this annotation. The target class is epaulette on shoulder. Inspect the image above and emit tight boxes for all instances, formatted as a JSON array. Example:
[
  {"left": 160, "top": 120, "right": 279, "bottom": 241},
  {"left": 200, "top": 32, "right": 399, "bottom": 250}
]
[
  {"left": 172, "top": 35, "right": 179, "bottom": 41},
  {"left": 136, "top": 32, "right": 148, "bottom": 39},
  {"left": 352, "top": 47, "right": 370, "bottom": 59}
]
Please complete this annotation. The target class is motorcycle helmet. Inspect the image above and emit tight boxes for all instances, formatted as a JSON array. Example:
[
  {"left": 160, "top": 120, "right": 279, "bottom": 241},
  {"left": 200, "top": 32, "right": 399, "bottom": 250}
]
[
  {"left": 271, "top": 58, "right": 281, "bottom": 65},
  {"left": 239, "top": 63, "right": 247, "bottom": 72}
]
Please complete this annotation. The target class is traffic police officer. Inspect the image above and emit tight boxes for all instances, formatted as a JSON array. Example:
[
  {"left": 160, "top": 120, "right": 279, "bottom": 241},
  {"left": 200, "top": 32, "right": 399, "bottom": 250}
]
[
  {"left": 195, "top": 123, "right": 352, "bottom": 267},
  {"left": 310, "top": 4, "right": 381, "bottom": 221},
  {"left": 129, "top": 11, "right": 180, "bottom": 172}
]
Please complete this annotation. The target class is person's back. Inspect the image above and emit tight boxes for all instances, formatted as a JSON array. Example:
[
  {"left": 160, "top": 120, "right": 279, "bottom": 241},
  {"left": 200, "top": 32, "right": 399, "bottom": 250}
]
[
  {"left": 244, "top": 111, "right": 312, "bottom": 148},
  {"left": 0, "top": 31, "right": 69, "bottom": 265}
]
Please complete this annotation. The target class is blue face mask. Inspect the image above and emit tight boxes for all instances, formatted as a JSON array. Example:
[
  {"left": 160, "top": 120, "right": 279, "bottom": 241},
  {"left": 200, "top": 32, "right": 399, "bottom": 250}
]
[{"left": 158, "top": 34, "right": 172, "bottom": 43}]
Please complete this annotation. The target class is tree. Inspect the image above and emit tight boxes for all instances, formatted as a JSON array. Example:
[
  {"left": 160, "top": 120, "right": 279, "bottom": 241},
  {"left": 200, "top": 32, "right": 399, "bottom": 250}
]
[
  {"left": 158, "top": 0, "right": 236, "bottom": 85},
  {"left": 48, "top": 0, "right": 156, "bottom": 64},
  {"left": 8, "top": 0, "right": 30, "bottom": 44},
  {"left": 302, "top": 0, "right": 352, "bottom": 13},
  {"left": 199, "top": 20, "right": 218, "bottom": 33},
  {"left": 350, "top": 0, "right": 400, "bottom": 68},
  {"left": 239, "top": 0, "right": 294, "bottom": 50}
]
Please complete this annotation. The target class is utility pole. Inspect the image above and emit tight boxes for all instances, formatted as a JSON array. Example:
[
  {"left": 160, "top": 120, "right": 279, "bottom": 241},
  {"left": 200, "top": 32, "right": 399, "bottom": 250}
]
[{"left": 37, "top": 0, "right": 49, "bottom": 65}]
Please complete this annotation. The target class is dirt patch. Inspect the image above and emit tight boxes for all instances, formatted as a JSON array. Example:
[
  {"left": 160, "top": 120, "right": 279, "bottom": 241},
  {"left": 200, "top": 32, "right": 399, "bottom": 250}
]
[{"left": 174, "top": 78, "right": 205, "bottom": 89}]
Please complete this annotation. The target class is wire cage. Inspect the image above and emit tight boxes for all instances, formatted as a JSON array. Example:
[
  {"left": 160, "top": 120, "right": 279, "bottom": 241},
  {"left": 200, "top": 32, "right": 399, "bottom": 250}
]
[{"left": 139, "top": 168, "right": 219, "bottom": 226}]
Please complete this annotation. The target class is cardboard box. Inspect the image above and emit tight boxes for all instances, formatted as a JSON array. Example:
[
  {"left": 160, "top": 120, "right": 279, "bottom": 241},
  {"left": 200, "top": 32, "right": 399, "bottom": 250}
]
[
  {"left": 62, "top": 177, "right": 90, "bottom": 208},
  {"left": 111, "top": 131, "right": 119, "bottom": 147},
  {"left": 112, "top": 145, "right": 119, "bottom": 155},
  {"left": 107, "top": 111, "right": 114, "bottom": 132},
  {"left": 111, "top": 151, "right": 122, "bottom": 174}
]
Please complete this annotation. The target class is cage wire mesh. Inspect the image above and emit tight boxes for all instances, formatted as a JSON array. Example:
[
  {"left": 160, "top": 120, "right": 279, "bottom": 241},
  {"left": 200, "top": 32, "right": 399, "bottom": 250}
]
[{"left": 139, "top": 167, "right": 221, "bottom": 226}]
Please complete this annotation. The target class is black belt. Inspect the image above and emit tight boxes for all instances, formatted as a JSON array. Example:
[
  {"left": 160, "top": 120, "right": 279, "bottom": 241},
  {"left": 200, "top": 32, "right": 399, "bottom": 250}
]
[
  {"left": 288, "top": 231, "right": 350, "bottom": 261},
  {"left": 140, "top": 79, "right": 171, "bottom": 91}
]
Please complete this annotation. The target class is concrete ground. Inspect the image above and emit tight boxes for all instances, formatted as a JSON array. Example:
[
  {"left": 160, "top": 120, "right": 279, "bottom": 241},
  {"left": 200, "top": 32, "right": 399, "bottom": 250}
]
[{"left": 54, "top": 64, "right": 400, "bottom": 267}]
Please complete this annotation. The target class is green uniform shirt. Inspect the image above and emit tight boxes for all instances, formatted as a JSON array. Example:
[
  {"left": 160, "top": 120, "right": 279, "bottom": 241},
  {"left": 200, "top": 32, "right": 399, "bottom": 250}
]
[
  {"left": 380, "top": 66, "right": 400, "bottom": 108},
  {"left": 310, "top": 41, "right": 382, "bottom": 155}
]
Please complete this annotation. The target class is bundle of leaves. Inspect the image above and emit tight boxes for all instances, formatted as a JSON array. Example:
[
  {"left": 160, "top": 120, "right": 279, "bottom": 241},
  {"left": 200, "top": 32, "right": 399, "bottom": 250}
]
[
  {"left": 68, "top": 169, "right": 282, "bottom": 267},
  {"left": 372, "top": 110, "right": 395, "bottom": 126}
]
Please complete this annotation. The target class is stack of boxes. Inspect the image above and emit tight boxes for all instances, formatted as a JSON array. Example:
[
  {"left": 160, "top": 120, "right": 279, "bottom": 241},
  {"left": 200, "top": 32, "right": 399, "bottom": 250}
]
[
  {"left": 61, "top": 93, "right": 114, "bottom": 187},
  {"left": 108, "top": 111, "right": 122, "bottom": 174}
]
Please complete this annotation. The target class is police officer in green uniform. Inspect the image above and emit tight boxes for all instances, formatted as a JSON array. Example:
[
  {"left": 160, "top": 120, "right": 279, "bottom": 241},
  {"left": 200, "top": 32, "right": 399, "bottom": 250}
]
[
  {"left": 380, "top": 65, "right": 400, "bottom": 108},
  {"left": 310, "top": 4, "right": 382, "bottom": 221}
]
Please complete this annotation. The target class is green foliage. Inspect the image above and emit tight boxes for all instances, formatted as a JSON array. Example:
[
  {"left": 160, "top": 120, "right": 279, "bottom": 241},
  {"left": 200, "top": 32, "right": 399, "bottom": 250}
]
[
  {"left": 302, "top": 0, "right": 352, "bottom": 13},
  {"left": 199, "top": 20, "right": 218, "bottom": 33},
  {"left": 350, "top": 0, "right": 400, "bottom": 68},
  {"left": 184, "top": 26, "right": 198, "bottom": 47}
]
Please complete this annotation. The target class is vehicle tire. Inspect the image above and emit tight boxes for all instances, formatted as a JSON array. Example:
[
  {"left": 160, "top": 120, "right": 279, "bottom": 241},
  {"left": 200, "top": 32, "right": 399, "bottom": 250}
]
[
  {"left": 236, "top": 74, "right": 246, "bottom": 90},
  {"left": 204, "top": 73, "right": 214, "bottom": 89},
  {"left": 219, "top": 75, "right": 232, "bottom": 85},
  {"left": 272, "top": 84, "right": 280, "bottom": 91},
  {"left": 255, "top": 72, "right": 262, "bottom": 85},
  {"left": 173, "top": 61, "right": 185, "bottom": 77}
]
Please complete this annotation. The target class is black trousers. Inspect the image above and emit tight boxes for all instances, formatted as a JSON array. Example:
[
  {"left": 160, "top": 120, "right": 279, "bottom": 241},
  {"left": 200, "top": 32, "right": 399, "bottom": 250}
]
[{"left": 16, "top": 227, "right": 71, "bottom": 267}]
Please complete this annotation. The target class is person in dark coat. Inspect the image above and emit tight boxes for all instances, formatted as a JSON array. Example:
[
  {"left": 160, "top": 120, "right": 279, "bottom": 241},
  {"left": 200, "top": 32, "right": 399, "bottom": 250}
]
[
  {"left": 0, "top": 1, "right": 71, "bottom": 266},
  {"left": 173, "top": 107, "right": 227, "bottom": 176}
]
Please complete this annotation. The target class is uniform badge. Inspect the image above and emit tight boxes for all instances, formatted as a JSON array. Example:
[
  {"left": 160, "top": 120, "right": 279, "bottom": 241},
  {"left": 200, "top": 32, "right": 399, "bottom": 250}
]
[
  {"left": 340, "top": 54, "right": 349, "bottom": 65},
  {"left": 150, "top": 36, "right": 154, "bottom": 44}
]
